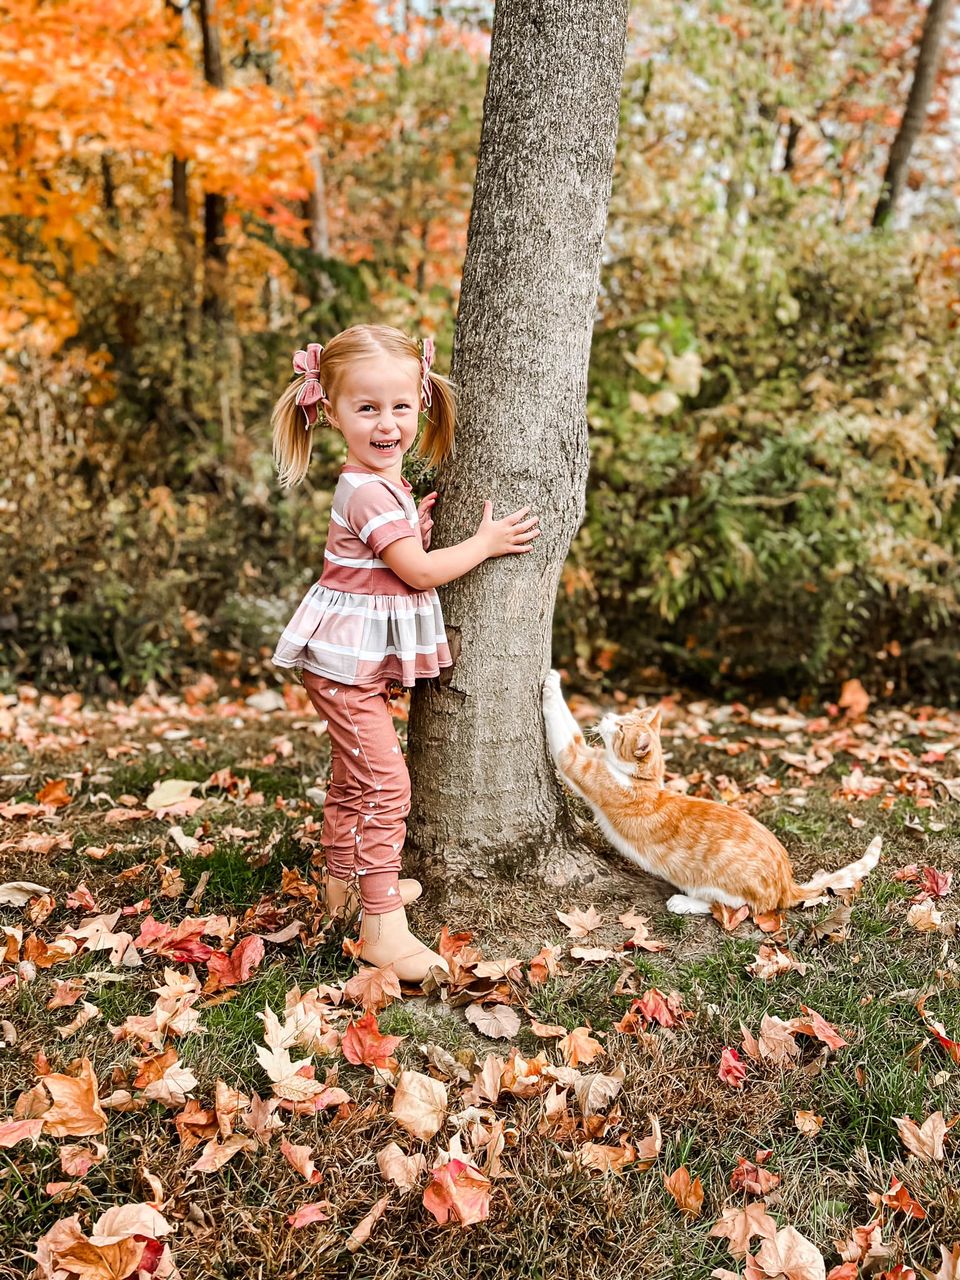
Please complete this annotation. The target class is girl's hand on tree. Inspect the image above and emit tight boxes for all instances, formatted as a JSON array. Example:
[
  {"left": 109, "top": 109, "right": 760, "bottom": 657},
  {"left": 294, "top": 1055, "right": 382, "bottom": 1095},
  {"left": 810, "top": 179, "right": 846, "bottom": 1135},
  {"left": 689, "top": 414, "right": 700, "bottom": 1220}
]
[
  {"left": 477, "top": 500, "right": 540, "bottom": 558},
  {"left": 417, "top": 492, "right": 437, "bottom": 549}
]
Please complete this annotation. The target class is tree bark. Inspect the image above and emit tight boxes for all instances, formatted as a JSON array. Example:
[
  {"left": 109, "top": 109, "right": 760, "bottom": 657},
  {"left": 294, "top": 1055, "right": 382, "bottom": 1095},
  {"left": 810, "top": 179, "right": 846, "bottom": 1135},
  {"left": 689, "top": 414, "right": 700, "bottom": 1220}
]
[
  {"left": 872, "top": 0, "right": 954, "bottom": 229},
  {"left": 406, "top": 0, "right": 628, "bottom": 886},
  {"left": 198, "top": 0, "right": 229, "bottom": 317},
  {"left": 306, "top": 149, "right": 331, "bottom": 257}
]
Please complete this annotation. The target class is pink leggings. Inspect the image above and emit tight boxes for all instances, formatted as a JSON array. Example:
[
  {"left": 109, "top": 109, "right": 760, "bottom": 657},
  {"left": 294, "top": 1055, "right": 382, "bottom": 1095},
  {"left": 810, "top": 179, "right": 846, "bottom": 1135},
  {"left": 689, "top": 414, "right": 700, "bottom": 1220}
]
[{"left": 302, "top": 672, "right": 408, "bottom": 915}]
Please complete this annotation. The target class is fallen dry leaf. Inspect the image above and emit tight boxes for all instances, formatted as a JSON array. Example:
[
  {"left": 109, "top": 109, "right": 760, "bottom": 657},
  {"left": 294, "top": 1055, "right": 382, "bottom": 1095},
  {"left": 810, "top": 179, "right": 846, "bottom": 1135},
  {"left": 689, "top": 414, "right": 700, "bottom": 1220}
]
[
  {"left": 709, "top": 1200, "right": 778, "bottom": 1257},
  {"left": 712, "top": 903, "right": 751, "bottom": 932},
  {"left": 206, "top": 935, "right": 265, "bottom": 989},
  {"left": 0, "top": 1117, "right": 45, "bottom": 1147},
  {"left": 757, "top": 1015, "right": 800, "bottom": 1065},
  {"left": 471, "top": 957, "right": 523, "bottom": 980},
  {"left": 36, "top": 779, "right": 72, "bottom": 808},
  {"left": 40, "top": 1059, "right": 108, "bottom": 1138},
  {"left": 57, "top": 1001, "right": 101, "bottom": 1040},
  {"left": 730, "top": 1155, "right": 780, "bottom": 1196},
  {"left": 924, "top": 1243, "right": 960, "bottom": 1280},
  {"left": 343, "top": 965, "right": 402, "bottom": 1013},
  {"left": 907, "top": 902, "right": 946, "bottom": 933},
  {"left": 664, "top": 1166, "right": 704, "bottom": 1218},
  {"left": 577, "top": 1141, "right": 638, "bottom": 1174},
  {"left": 141, "top": 1059, "right": 198, "bottom": 1108},
  {"left": 281, "top": 1138, "right": 323, "bottom": 1184},
  {"left": 145, "top": 778, "right": 201, "bottom": 812},
  {"left": 464, "top": 1003, "right": 520, "bottom": 1041},
  {"left": 872, "top": 1178, "right": 926, "bottom": 1219},
  {"left": 894, "top": 1112, "right": 952, "bottom": 1161},
  {"left": 795, "top": 1110, "right": 824, "bottom": 1137},
  {"left": 558, "top": 1027, "right": 605, "bottom": 1068},
  {"left": 0, "top": 881, "right": 51, "bottom": 907},
  {"left": 914, "top": 866, "right": 952, "bottom": 900},
  {"left": 754, "top": 1224, "right": 827, "bottom": 1279},
  {"left": 809, "top": 904, "right": 852, "bottom": 945},
  {"left": 838, "top": 678, "right": 870, "bottom": 719},
  {"left": 60, "top": 1142, "right": 108, "bottom": 1177},
  {"left": 747, "top": 946, "right": 808, "bottom": 980},
  {"left": 346, "top": 1194, "right": 390, "bottom": 1252},
  {"left": 287, "top": 1201, "right": 332, "bottom": 1229},
  {"left": 377, "top": 1141, "right": 427, "bottom": 1191},
  {"left": 719, "top": 1047, "right": 746, "bottom": 1089},
  {"left": 391, "top": 1071, "right": 447, "bottom": 1141},
  {"left": 189, "top": 1133, "right": 255, "bottom": 1173},
  {"left": 794, "top": 1006, "right": 848, "bottom": 1051},
  {"left": 618, "top": 910, "right": 667, "bottom": 952},
  {"left": 556, "top": 906, "right": 603, "bottom": 938},
  {"left": 573, "top": 1068, "right": 625, "bottom": 1117},
  {"left": 917, "top": 998, "right": 960, "bottom": 1065},
  {"left": 529, "top": 1019, "right": 567, "bottom": 1039},
  {"left": 422, "top": 1158, "right": 491, "bottom": 1227},
  {"left": 569, "top": 945, "right": 617, "bottom": 963},
  {"left": 341, "top": 1012, "right": 404, "bottom": 1069}
]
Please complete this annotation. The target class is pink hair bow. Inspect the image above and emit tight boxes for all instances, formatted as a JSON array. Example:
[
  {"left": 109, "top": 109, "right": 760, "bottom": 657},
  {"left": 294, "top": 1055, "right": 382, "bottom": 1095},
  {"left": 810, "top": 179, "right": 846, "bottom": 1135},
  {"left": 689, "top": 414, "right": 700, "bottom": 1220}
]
[
  {"left": 292, "top": 343, "right": 325, "bottom": 427},
  {"left": 420, "top": 337, "right": 435, "bottom": 411}
]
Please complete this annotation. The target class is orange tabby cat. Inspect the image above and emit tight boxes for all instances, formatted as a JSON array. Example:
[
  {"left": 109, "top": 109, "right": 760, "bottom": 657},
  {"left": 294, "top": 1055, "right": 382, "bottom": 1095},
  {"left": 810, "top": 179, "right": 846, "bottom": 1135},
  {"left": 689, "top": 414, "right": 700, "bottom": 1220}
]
[{"left": 542, "top": 670, "right": 880, "bottom": 914}]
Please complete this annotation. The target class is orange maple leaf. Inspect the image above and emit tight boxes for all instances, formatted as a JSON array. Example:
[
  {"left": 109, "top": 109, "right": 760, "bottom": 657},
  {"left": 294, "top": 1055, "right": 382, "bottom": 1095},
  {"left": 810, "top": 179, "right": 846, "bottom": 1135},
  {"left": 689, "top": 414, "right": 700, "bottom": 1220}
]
[{"left": 341, "top": 1012, "right": 404, "bottom": 1069}]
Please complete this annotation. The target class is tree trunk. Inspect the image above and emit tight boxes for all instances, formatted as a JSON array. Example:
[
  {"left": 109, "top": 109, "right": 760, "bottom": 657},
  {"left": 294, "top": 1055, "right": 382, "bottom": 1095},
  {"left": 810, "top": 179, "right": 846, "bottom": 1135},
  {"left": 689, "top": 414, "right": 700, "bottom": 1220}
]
[
  {"left": 171, "top": 155, "right": 196, "bottom": 413},
  {"left": 406, "top": 0, "right": 628, "bottom": 887},
  {"left": 198, "top": 0, "right": 229, "bottom": 317},
  {"left": 172, "top": 156, "right": 190, "bottom": 223},
  {"left": 100, "top": 153, "right": 116, "bottom": 217},
  {"left": 872, "top": 0, "right": 954, "bottom": 229},
  {"left": 304, "top": 148, "right": 331, "bottom": 256}
]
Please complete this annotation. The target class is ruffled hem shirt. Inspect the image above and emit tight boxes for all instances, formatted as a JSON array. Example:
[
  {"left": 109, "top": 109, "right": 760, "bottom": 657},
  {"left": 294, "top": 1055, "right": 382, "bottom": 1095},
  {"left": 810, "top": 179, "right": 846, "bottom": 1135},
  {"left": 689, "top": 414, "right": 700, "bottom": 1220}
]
[{"left": 272, "top": 465, "right": 453, "bottom": 687}]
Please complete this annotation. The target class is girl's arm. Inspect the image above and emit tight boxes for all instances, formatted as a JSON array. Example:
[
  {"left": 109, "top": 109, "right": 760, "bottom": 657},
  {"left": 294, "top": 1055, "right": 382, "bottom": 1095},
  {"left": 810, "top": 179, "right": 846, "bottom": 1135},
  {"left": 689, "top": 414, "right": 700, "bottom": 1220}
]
[{"left": 380, "top": 500, "right": 539, "bottom": 590}]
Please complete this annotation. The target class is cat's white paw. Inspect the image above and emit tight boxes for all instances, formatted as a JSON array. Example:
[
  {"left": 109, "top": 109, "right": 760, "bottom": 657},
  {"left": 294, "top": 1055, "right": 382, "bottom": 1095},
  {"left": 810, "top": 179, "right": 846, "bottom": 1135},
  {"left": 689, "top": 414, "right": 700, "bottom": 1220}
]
[
  {"left": 543, "top": 669, "right": 563, "bottom": 701},
  {"left": 666, "top": 893, "right": 713, "bottom": 916}
]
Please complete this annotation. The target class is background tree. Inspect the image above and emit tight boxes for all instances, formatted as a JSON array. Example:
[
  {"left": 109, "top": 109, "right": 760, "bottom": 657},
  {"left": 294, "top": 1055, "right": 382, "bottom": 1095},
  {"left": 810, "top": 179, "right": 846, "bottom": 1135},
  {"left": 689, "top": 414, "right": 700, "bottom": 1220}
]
[
  {"left": 873, "top": 0, "right": 956, "bottom": 227},
  {"left": 406, "top": 0, "right": 629, "bottom": 885}
]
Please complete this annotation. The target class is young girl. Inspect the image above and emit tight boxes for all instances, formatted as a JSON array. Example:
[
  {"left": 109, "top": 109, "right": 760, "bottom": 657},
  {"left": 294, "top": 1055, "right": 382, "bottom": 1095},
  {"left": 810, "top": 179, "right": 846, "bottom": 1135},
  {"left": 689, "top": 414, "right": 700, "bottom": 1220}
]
[{"left": 270, "top": 325, "right": 539, "bottom": 982}]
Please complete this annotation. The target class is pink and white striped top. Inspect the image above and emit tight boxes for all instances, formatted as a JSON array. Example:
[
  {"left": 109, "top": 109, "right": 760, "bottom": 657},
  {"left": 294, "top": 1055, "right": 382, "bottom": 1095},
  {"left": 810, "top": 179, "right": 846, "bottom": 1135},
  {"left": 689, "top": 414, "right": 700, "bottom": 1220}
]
[{"left": 272, "top": 466, "right": 452, "bottom": 686}]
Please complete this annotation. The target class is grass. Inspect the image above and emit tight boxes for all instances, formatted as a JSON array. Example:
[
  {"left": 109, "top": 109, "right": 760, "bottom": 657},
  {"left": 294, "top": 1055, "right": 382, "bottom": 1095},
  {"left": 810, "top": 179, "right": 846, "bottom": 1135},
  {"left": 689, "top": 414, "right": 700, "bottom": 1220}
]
[{"left": 0, "top": 688, "right": 958, "bottom": 1278}]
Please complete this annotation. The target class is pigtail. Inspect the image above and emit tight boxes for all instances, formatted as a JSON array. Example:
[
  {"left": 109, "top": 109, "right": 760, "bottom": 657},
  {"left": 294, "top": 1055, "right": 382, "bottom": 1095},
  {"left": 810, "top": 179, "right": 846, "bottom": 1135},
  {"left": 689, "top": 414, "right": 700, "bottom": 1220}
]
[
  {"left": 418, "top": 370, "right": 456, "bottom": 469},
  {"left": 271, "top": 377, "right": 314, "bottom": 489}
]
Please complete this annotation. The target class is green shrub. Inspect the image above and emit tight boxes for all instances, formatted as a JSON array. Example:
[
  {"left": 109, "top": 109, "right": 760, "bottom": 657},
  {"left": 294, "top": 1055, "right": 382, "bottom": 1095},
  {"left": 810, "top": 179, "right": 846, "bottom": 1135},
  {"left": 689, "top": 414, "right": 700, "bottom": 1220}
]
[{"left": 557, "top": 223, "right": 960, "bottom": 696}]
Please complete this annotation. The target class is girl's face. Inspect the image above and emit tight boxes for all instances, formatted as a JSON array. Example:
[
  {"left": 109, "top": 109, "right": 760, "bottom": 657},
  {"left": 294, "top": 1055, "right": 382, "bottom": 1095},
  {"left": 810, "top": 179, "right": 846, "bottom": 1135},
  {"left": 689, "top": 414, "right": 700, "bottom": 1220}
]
[{"left": 323, "top": 354, "right": 420, "bottom": 478}]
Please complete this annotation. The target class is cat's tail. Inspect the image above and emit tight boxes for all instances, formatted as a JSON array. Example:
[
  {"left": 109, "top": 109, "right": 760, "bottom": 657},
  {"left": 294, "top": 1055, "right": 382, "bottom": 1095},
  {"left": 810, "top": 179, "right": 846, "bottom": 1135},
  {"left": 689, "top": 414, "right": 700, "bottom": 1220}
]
[{"left": 791, "top": 835, "right": 882, "bottom": 906}]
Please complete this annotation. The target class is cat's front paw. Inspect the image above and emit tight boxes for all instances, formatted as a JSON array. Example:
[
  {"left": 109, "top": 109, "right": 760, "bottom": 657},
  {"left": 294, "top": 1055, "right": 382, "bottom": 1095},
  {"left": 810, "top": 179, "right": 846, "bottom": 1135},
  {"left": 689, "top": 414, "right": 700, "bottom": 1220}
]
[
  {"left": 666, "top": 893, "right": 713, "bottom": 916},
  {"left": 543, "top": 668, "right": 563, "bottom": 703}
]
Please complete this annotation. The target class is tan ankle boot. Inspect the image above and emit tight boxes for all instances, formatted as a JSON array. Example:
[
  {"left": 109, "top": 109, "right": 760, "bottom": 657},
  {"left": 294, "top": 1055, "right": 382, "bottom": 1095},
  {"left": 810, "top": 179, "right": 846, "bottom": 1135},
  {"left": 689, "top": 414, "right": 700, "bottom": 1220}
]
[
  {"left": 359, "top": 906, "right": 449, "bottom": 985},
  {"left": 325, "top": 875, "right": 422, "bottom": 919}
]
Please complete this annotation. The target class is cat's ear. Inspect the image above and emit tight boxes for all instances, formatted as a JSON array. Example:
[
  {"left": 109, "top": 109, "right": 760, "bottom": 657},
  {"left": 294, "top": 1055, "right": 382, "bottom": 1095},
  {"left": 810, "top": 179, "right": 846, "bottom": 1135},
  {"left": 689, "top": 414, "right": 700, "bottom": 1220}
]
[
  {"left": 646, "top": 706, "right": 663, "bottom": 735},
  {"left": 633, "top": 731, "right": 652, "bottom": 759}
]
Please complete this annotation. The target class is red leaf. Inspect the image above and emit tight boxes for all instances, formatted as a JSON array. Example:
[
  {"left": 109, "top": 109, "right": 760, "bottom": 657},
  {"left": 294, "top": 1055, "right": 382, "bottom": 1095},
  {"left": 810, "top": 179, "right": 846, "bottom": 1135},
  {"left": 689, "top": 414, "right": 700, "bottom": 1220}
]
[
  {"left": 712, "top": 904, "right": 751, "bottom": 932},
  {"left": 422, "top": 1158, "right": 491, "bottom": 1227},
  {"left": 794, "top": 1006, "right": 848, "bottom": 1051},
  {"left": 341, "top": 1012, "right": 403, "bottom": 1068},
  {"left": 914, "top": 866, "right": 952, "bottom": 901},
  {"left": 730, "top": 1156, "right": 780, "bottom": 1196},
  {"left": 634, "top": 988, "right": 684, "bottom": 1028},
  {"left": 875, "top": 1178, "right": 926, "bottom": 1220},
  {"left": 718, "top": 1047, "right": 746, "bottom": 1089},
  {"left": 287, "top": 1202, "right": 331, "bottom": 1229},
  {"left": 917, "top": 998, "right": 960, "bottom": 1064},
  {"left": 206, "top": 936, "right": 265, "bottom": 989}
]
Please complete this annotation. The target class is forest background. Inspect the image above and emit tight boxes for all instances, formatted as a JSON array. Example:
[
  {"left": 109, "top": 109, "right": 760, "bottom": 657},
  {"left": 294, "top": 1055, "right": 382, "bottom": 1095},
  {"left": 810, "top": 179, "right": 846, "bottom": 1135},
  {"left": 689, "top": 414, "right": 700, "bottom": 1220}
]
[{"left": 2, "top": 0, "right": 959, "bottom": 703}]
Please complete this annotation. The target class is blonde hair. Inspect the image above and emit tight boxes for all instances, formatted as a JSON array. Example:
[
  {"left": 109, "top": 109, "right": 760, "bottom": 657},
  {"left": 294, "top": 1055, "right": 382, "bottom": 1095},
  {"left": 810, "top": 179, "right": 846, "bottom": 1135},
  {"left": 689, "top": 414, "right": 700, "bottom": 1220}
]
[{"left": 271, "top": 324, "right": 456, "bottom": 488}]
